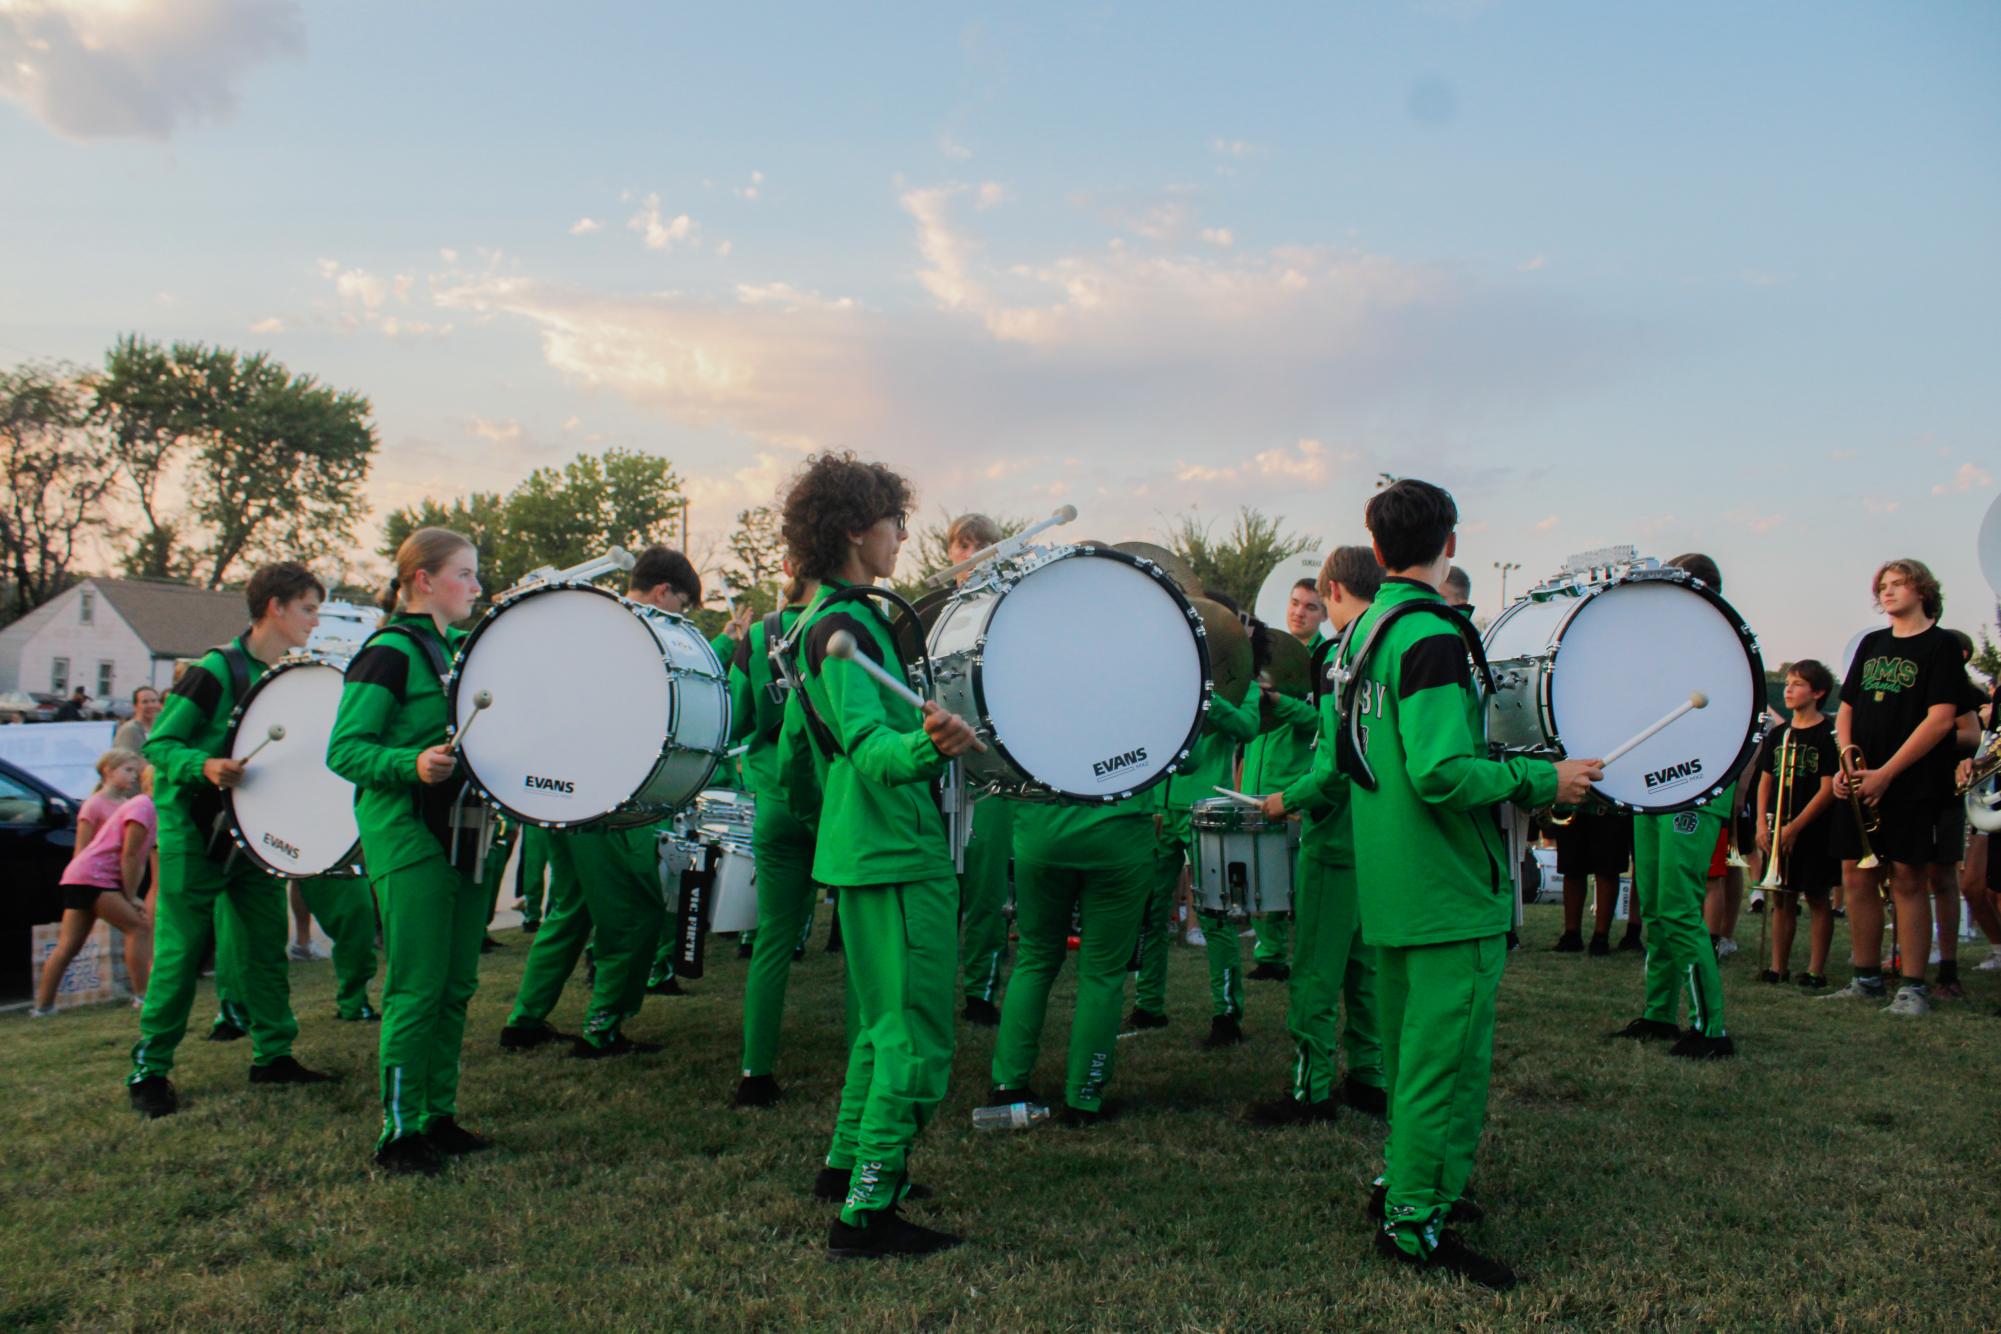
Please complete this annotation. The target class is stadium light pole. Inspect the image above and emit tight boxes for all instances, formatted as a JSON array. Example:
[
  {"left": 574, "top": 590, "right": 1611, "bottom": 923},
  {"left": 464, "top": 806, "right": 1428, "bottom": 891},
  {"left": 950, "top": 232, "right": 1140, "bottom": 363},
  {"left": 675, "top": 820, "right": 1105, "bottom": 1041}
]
[{"left": 1493, "top": 560, "right": 1522, "bottom": 605}]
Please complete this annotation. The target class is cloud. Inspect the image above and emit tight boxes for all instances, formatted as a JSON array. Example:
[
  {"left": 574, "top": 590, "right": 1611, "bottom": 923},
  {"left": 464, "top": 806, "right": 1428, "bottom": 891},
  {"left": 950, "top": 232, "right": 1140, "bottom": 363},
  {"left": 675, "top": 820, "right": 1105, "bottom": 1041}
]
[
  {"left": 317, "top": 258, "right": 453, "bottom": 340},
  {"left": 466, "top": 416, "right": 523, "bottom": 444},
  {"left": 1932, "top": 461, "right": 1993, "bottom": 495},
  {"left": 1209, "top": 137, "right": 1263, "bottom": 159},
  {"left": 1200, "top": 227, "right": 1234, "bottom": 249},
  {"left": 715, "top": 240, "right": 733, "bottom": 258},
  {"left": 939, "top": 131, "right": 971, "bottom": 160},
  {"left": 1177, "top": 439, "right": 1350, "bottom": 486},
  {"left": 627, "top": 193, "right": 700, "bottom": 250},
  {"left": 1535, "top": 515, "right": 1559, "bottom": 531},
  {"left": 1828, "top": 447, "right": 1857, "bottom": 461},
  {"left": 569, "top": 217, "right": 601, "bottom": 236},
  {"left": 1863, "top": 497, "right": 1901, "bottom": 514},
  {"left": 734, "top": 170, "right": 764, "bottom": 202},
  {"left": 248, "top": 315, "right": 284, "bottom": 334},
  {"left": 1518, "top": 255, "right": 1547, "bottom": 272},
  {"left": 1722, "top": 509, "right": 1785, "bottom": 535},
  {"left": 0, "top": 0, "right": 302, "bottom": 141}
]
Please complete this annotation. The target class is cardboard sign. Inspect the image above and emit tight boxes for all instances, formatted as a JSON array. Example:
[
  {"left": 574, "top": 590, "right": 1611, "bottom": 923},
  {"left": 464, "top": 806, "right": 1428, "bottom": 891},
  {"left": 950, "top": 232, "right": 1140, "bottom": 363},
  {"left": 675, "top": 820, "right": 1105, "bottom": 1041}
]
[{"left": 31, "top": 919, "right": 126, "bottom": 1009}]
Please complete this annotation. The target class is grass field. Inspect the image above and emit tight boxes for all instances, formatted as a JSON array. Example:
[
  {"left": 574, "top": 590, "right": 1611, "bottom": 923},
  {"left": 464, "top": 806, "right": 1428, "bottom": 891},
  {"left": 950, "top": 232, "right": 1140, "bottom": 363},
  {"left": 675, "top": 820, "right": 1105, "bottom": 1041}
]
[{"left": 5, "top": 904, "right": 2001, "bottom": 1331}]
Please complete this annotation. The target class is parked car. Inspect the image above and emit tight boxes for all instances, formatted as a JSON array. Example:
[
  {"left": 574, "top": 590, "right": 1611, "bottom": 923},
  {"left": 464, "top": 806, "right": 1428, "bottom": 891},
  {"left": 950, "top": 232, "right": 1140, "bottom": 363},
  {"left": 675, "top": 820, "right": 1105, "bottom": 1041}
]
[{"left": 0, "top": 756, "right": 78, "bottom": 1001}]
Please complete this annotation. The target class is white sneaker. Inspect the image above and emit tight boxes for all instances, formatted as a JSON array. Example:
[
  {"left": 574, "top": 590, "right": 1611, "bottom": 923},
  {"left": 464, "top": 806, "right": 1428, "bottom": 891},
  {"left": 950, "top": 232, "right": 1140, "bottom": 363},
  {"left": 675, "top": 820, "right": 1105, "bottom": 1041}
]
[
  {"left": 1715, "top": 938, "right": 1738, "bottom": 959},
  {"left": 1975, "top": 951, "right": 2001, "bottom": 972},
  {"left": 1819, "top": 978, "right": 1886, "bottom": 1002},
  {"left": 287, "top": 943, "right": 328, "bottom": 962},
  {"left": 1885, "top": 984, "right": 1932, "bottom": 1017},
  {"left": 1185, "top": 927, "right": 1208, "bottom": 948},
  {"left": 130, "top": 994, "right": 145, "bottom": 1010},
  {"left": 29, "top": 1006, "right": 55, "bottom": 1018},
  {"left": 1928, "top": 946, "right": 1943, "bottom": 966}
]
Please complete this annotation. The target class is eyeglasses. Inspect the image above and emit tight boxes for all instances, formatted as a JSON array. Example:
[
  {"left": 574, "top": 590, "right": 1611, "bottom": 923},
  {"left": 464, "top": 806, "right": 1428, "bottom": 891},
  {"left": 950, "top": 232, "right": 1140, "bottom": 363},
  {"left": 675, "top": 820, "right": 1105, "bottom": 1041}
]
[{"left": 885, "top": 511, "right": 908, "bottom": 533}]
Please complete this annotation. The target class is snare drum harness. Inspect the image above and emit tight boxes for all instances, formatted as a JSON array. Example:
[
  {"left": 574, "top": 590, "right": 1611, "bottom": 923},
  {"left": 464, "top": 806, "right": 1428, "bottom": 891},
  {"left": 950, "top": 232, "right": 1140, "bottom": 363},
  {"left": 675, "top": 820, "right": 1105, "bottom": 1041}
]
[
  {"left": 1330, "top": 602, "right": 1496, "bottom": 794},
  {"left": 363, "top": 622, "right": 493, "bottom": 878}
]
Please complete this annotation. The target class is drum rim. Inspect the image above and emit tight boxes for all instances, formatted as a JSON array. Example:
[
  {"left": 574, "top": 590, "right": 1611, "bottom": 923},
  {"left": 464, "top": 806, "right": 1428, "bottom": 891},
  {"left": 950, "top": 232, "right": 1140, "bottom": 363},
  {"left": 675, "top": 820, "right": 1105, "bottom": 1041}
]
[
  {"left": 220, "top": 652, "right": 364, "bottom": 879},
  {"left": 1487, "top": 565, "right": 1767, "bottom": 816},
  {"left": 941, "top": 543, "right": 1215, "bottom": 804},
  {"left": 447, "top": 580, "right": 728, "bottom": 830}
]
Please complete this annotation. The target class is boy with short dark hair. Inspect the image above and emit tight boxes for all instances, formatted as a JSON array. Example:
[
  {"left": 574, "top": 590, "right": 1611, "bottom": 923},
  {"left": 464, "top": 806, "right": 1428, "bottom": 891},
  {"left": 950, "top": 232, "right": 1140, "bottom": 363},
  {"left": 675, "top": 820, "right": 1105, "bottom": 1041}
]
[{"left": 1755, "top": 660, "right": 1840, "bottom": 987}]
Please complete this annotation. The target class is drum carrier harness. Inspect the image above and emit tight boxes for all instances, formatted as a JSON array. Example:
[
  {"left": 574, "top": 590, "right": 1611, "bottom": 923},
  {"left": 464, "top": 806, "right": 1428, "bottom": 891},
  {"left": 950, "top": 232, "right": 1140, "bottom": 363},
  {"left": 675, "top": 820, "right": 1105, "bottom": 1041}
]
[
  {"left": 362, "top": 621, "right": 496, "bottom": 876},
  {"left": 1327, "top": 600, "right": 1495, "bottom": 793}
]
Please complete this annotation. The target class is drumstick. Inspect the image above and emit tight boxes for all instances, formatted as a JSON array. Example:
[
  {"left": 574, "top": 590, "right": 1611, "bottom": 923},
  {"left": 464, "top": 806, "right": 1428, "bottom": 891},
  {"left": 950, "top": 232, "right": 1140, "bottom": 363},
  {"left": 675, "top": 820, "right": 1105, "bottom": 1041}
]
[
  {"left": 825, "top": 631, "right": 988, "bottom": 751},
  {"left": 448, "top": 690, "right": 492, "bottom": 749},
  {"left": 1602, "top": 692, "right": 1708, "bottom": 767},
  {"left": 925, "top": 504, "right": 1079, "bottom": 588},
  {"left": 240, "top": 724, "right": 285, "bottom": 763},
  {"left": 1211, "top": 786, "right": 1267, "bottom": 808}
]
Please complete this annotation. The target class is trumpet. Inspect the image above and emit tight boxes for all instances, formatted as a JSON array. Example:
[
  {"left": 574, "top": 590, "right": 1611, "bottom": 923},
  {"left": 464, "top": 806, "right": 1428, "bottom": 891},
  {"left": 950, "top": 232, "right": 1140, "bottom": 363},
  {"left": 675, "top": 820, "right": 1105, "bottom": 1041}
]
[
  {"left": 1837, "top": 743, "right": 1880, "bottom": 870},
  {"left": 1964, "top": 729, "right": 2001, "bottom": 834},
  {"left": 1755, "top": 727, "right": 1793, "bottom": 891}
]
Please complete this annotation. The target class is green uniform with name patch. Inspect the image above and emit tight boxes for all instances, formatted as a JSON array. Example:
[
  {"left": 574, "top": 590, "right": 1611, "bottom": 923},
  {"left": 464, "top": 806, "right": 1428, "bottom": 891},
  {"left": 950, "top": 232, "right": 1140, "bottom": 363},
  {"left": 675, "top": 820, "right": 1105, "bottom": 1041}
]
[
  {"left": 1634, "top": 791, "right": 1733, "bottom": 1038},
  {"left": 326, "top": 614, "right": 483, "bottom": 1151},
  {"left": 1343, "top": 578, "right": 1556, "bottom": 1258}
]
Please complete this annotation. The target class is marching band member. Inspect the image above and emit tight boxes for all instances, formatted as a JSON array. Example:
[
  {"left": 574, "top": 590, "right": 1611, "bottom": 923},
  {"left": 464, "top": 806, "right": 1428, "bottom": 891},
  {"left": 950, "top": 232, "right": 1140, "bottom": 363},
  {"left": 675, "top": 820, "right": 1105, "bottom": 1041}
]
[
  {"left": 1342, "top": 481, "right": 1597, "bottom": 1290},
  {"left": 777, "top": 452, "right": 981, "bottom": 1259},
  {"left": 327, "top": 529, "right": 488, "bottom": 1173},
  {"left": 1609, "top": 553, "right": 1738, "bottom": 1058},
  {"left": 127, "top": 563, "right": 337, "bottom": 1118},
  {"left": 1248, "top": 546, "right": 1386, "bottom": 1125},
  {"left": 1235, "top": 588, "right": 1323, "bottom": 984},
  {"left": 1824, "top": 559, "right": 1968, "bottom": 1015},
  {"left": 731, "top": 566, "right": 822, "bottom": 1107},
  {"left": 1755, "top": 660, "right": 1840, "bottom": 986},
  {"left": 943, "top": 513, "right": 1016, "bottom": 1027}
]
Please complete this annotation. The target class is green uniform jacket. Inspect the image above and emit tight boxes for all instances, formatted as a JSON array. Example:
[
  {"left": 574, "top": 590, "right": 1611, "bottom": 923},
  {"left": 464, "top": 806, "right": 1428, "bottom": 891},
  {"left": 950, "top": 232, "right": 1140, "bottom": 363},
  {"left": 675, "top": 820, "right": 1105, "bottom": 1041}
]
[
  {"left": 326, "top": 614, "right": 470, "bottom": 878},
  {"left": 1342, "top": 578, "right": 1556, "bottom": 947},
  {"left": 786, "top": 581, "right": 950, "bottom": 887},
  {"left": 1013, "top": 786, "right": 1160, "bottom": 870},
  {"left": 147, "top": 635, "right": 263, "bottom": 857},
  {"left": 1280, "top": 688, "right": 1356, "bottom": 868},
  {"left": 729, "top": 606, "right": 806, "bottom": 805}
]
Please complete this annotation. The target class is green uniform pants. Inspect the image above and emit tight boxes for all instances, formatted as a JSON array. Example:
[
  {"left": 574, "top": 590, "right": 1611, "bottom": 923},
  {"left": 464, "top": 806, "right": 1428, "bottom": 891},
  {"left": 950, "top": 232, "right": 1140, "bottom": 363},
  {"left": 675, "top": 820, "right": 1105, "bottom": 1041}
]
[
  {"left": 506, "top": 826, "right": 666, "bottom": 1046},
  {"left": 824, "top": 879, "right": 957, "bottom": 1224},
  {"left": 1132, "top": 851, "right": 1180, "bottom": 1015},
  {"left": 992, "top": 857, "right": 1151, "bottom": 1112},
  {"left": 1377, "top": 934, "right": 1505, "bottom": 1257},
  {"left": 1287, "top": 860, "right": 1382, "bottom": 1102},
  {"left": 960, "top": 801, "right": 1013, "bottom": 1004},
  {"left": 481, "top": 821, "right": 517, "bottom": 927},
  {"left": 131, "top": 850, "right": 297, "bottom": 1081},
  {"left": 516, "top": 824, "right": 552, "bottom": 926},
  {"left": 1635, "top": 793, "right": 1730, "bottom": 1039},
  {"left": 300, "top": 874, "right": 379, "bottom": 1019},
  {"left": 1252, "top": 914, "right": 1291, "bottom": 965},
  {"left": 741, "top": 802, "right": 817, "bottom": 1077},
  {"left": 375, "top": 855, "right": 485, "bottom": 1148}
]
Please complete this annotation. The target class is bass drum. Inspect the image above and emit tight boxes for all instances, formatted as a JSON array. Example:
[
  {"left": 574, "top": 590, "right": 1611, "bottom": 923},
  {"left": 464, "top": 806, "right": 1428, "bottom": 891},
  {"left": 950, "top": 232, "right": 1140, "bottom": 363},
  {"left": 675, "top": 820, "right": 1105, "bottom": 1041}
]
[
  {"left": 451, "top": 584, "right": 729, "bottom": 829},
  {"left": 222, "top": 655, "right": 361, "bottom": 878},
  {"left": 929, "top": 545, "right": 1210, "bottom": 801},
  {"left": 1484, "top": 566, "right": 1763, "bottom": 814}
]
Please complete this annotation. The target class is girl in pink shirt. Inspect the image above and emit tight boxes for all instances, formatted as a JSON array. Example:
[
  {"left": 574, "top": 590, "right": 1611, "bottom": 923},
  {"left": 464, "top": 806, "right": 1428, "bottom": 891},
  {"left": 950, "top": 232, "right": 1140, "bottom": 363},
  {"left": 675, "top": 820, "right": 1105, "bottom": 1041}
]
[
  {"left": 68, "top": 747, "right": 144, "bottom": 858},
  {"left": 33, "top": 765, "right": 159, "bottom": 1016}
]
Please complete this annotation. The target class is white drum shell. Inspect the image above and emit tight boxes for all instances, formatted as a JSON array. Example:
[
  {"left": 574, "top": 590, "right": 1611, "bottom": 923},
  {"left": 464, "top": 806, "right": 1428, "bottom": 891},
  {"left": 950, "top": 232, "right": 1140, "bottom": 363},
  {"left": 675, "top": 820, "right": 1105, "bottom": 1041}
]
[
  {"left": 707, "top": 842, "right": 759, "bottom": 933},
  {"left": 1192, "top": 817, "right": 1295, "bottom": 918},
  {"left": 224, "top": 658, "right": 362, "bottom": 878},
  {"left": 451, "top": 585, "right": 729, "bottom": 829},
  {"left": 928, "top": 547, "right": 1209, "bottom": 801},
  {"left": 1484, "top": 572, "right": 1762, "bottom": 813}
]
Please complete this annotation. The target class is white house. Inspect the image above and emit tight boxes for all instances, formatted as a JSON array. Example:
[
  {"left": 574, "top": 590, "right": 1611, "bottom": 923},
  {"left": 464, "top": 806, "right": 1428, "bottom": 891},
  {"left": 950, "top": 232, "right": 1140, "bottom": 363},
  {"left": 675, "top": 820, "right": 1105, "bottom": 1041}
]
[{"left": 0, "top": 579, "right": 246, "bottom": 700}]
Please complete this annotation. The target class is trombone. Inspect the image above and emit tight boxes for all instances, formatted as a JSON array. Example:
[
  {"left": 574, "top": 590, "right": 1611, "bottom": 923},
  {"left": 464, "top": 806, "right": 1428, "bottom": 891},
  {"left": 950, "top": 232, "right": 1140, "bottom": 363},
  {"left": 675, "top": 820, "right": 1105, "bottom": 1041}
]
[
  {"left": 1837, "top": 743, "right": 1881, "bottom": 871},
  {"left": 1756, "top": 727, "right": 1793, "bottom": 891}
]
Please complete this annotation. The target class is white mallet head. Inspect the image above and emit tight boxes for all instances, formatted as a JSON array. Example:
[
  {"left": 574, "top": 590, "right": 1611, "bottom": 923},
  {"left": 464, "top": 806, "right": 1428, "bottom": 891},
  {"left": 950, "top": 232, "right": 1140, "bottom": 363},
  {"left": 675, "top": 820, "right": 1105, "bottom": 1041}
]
[
  {"left": 1689, "top": 692, "right": 1708, "bottom": 710},
  {"left": 267, "top": 724, "right": 286, "bottom": 741},
  {"left": 827, "top": 630, "right": 857, "bottom": 660}
]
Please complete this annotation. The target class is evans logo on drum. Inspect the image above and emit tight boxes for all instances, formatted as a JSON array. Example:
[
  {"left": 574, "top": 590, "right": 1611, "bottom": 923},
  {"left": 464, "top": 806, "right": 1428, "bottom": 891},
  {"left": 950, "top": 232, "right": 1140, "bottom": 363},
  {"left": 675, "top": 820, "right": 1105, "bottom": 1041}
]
[
  {"left": 525, "top": 774, "right": 576, "bottom": 796},
  {"left": 1644, "top": 757, "right": 1704, "bottom": 792},
  {"left": 261, "top": 832, "right": 301, "bottom": 861},
  {"left": 1092, "top": 747, "right": 1149, "bottom": 782}
]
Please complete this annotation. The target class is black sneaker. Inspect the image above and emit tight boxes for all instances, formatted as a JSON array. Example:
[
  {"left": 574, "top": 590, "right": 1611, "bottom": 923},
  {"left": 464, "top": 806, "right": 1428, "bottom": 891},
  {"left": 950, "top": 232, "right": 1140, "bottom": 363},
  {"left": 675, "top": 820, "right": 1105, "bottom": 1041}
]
[
  {"left": 1058, "top": 1102, "right": 1115, "bottom": 1128},
  {"left": 734, "top": 1074, "right": 783, "bottom": 1108},
  {"left": 570, "top": 1034, "right": 664, "bottom": 1059},
  {"left": 1506, "top": 930, "right": 1521, "bottom": 952},
  {"left": 1797, "top": 972, "right": 1828, "bottom": 990},
  {"left": 338, "top": 1005, "right": 383, "bottom": 1023},
  {"left": 1125, "top": 1008, "right": 1169, "bottom": 1030},
  {"left": 737, "top": 940, "right": 753, "bottom": 960},
  {"left": 1244, "top": 1095, "right": 1337, "bottom": 1127},
  {"left": 1368, "top": 1184, "right": 1485, "bottom": 1224},
  {"left": 647, "top": 977, "right": 684, "bottom": 996},
  {"left": 1552, "top": 931, "right": 1584, "bottom": 953},
  {"left": 962, "top": 998, "right": 1001, "bottom": 1027},
  {"left": 374, "top": 1134, "right": 442, "bottom": 1177},
  {"left": 1202, "top": 1014, "right": 1244, "bottom": 1048},
  {"left": 480, "top": 935, "right": 504, "bottom": 954},
  {"left": 499, "top": 1022, "right": 565, "bottom": 1051},
  {"left": 793, "top": 945, "right": 807, "bottom": 963},
  {"left": 1587, "top": 934, "right": 1610, "bottom": 957},
  {"left": 1606, "top": 1017, "right": 1681, "bottom": 1042},
  {"left": 1618, "top": 929, "right": 1644, "bottom": 952},
  {"left": 1373, "top": 1227, "right": 1516, "bottom": 1291},
  {"left": 205, "top": 1021, "right": 246, "bottom": 1043},
  {"left": 521, "top": 920, "right": 540, "bottom": 935},
  {"left": 827, "top": 1208, "right": 964, "bottom": 1259},
  {"left": 1341, "top": 1076, "right": 1388, "bottom": 1117},
  {"left": 128, "top": 1076, "right": 178, "bottom": 1119},
  {"left": 425, "top": 1118, "right": 492, "bottom": 1155},
  {"left": 1248, "top": 961, "right": 1291, "bottom": 982},
  {"left": 1668, "top": 1030, "right": 1736, "bottom": 1061},
  {"left": 249, "top": 1056, "right": 338, "bottom": 1085}
]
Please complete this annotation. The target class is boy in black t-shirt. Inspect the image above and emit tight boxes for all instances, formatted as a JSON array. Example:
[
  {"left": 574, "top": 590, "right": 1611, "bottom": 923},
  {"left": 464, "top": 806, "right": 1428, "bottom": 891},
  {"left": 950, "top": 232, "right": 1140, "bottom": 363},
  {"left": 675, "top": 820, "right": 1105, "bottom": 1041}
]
[
  {"left": 1755, "top": 661, "right": 1840, "bottom": 986},
  {"left": 1824, "top": 560, "right": 1969, "bottom": 1016}
]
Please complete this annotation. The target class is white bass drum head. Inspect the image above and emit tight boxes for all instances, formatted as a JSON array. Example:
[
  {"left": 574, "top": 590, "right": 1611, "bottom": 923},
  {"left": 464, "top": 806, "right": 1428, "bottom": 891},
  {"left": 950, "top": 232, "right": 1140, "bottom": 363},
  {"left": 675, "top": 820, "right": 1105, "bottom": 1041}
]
[
  {"left": 227, "top": 661, "right": 360, "bottom": 877},
  {"left": 978, "top": 551, "right": 1205, "bottom": 797},
  {"left": 455, "top": 588, "right": 674, "bottom": 825}
]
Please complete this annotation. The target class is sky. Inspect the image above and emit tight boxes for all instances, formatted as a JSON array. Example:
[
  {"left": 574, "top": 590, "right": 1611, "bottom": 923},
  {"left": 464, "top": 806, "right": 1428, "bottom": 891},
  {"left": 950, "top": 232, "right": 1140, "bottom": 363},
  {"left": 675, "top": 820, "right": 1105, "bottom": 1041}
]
[{"left": 2, "top": 0, "right": 1997, "bottom": 668}]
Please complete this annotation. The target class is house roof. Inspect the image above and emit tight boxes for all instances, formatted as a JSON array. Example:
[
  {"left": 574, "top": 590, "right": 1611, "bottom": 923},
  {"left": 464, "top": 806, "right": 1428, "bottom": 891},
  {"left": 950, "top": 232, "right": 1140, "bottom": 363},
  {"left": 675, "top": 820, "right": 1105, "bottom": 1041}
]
[{"left": 93, "top": 579, "right": 249, "bottom": 659}]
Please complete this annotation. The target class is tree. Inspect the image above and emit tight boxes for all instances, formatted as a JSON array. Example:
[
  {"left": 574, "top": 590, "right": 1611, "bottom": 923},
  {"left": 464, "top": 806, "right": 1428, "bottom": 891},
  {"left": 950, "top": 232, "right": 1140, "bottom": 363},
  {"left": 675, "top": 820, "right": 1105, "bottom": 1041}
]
[
  {"left": 0, "top": 363, "right": 119, "bottom": 622},
  {"left": 720, "top": 505, "right": 787, "bottom": 616},
  {"left": 1166, "top": 507, "right": 1320, "bottom": 610},
  {"left": 1974, "top": 605, "right": 2001, "bottom": 690},
  {"left": 90, "top": 336, "right": 378, "bottom": 587},
  {"left": 379, "top": 492, "right": 519, "bottom": 599},
  {"left": 893, "top": 508, "right": 1032, "bottom": 596}
]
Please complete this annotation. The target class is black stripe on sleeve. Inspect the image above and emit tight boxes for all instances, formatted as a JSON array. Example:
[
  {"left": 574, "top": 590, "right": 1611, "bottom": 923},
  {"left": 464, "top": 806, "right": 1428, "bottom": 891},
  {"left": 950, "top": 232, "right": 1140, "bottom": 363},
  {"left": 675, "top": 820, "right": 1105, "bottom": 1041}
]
[
  {"left": 166, "top": 663, "right": 222, "bottom": 715},
  {"left": 732, "top": 627, "right": 755, "bottom": 674},
  {"left": 1397, "top": 633, "right": 1472, "bottom": 699},
  {"left": 344, "top": 643, "right": 409, "bottom": 701},
  {"left": 804, "top": 612, "right": 883, "bottom": 677}
]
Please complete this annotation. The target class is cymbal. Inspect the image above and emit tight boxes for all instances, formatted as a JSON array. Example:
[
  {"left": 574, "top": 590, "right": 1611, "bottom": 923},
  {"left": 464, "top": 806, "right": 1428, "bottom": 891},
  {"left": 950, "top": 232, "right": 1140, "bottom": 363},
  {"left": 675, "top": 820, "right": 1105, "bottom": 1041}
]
[
  {"left": 1114, "top": 541, "right": 1204, "bottom": 597},
  {"left": 1262, "top": 629, "right": 1313, "bottom": 700},
  {"left": 1192, "top": 596, "right": 1253, "bottom": 707}
]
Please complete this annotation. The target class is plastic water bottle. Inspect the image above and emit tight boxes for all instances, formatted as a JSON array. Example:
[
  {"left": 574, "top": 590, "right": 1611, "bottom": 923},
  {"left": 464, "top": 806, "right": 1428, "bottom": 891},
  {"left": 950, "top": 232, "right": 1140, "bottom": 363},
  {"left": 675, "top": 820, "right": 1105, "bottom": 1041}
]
[{"left": 971, "top": 1101, "right": 1050, "bottom": 1131}]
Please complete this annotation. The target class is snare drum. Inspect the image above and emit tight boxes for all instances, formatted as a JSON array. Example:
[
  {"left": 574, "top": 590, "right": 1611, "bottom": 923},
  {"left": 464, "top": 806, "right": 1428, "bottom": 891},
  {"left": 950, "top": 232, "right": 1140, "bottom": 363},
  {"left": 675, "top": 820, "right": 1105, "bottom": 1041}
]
[
  {"left": 1189, "top": 798, "right": 1295, "bottom": 918},
  {"left": 222, "top": 654, "right": 362, "bottom": 878},
  {"left": 928, "top": 545, "right": 1211, "bottom": 801},
  {"left": 1483, "top": 564, "right": 1763, "bottom": 814},
  {"left": 451, "top": 584, "right": 730, "bottom": 828},
  {"left": 707, "top": 840, "right": 759, "bottom": 933}
]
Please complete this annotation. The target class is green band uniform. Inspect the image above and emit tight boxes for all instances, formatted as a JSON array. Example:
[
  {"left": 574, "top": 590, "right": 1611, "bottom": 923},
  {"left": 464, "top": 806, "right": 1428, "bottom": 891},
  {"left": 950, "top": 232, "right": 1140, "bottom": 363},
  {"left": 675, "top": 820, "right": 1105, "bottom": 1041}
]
[
  {"left": 1156, "top": 689, "right": 1260, "bottom": 1018},
  {"left": 960, "top": 796, "right": 1013, "bottom": 1005},
  {"left": 506, "top": 822, "right": 666, "bottom": 1046},
  {"left": 1634, "top": 792, "right": 1732, "bottom": 1038}
]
